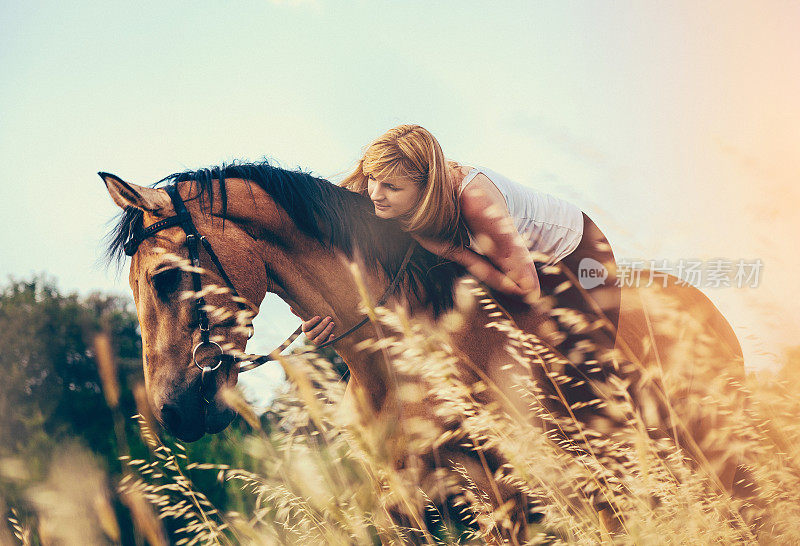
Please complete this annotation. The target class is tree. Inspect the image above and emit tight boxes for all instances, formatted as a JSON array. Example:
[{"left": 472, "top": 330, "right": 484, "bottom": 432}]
[{"left": 0, "top": 276, "right": 257, "bottom": 544}]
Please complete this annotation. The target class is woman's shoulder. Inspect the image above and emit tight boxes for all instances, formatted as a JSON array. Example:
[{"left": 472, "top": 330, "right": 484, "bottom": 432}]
[
  {"left": 453, "top": 164, "right": 479, "bottom": 193},
  {"left": 450, "top": 163, "right": 475, "bottom": 182},
  {"left": 459, "top": 172, "right": 508, "bottom": 217},
  {"left": 451, "top": 164, "right": 508, "bottom": 209}
]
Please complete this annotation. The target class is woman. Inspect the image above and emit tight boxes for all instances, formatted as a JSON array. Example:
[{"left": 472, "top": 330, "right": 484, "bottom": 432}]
[{"left": 295, "top": 124, "right": 621, "bottom": 365}]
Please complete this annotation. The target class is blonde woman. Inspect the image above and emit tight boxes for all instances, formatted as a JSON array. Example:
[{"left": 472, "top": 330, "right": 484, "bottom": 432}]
[{"left": 297, "top": 124, "right": 620, "bottom": 364}]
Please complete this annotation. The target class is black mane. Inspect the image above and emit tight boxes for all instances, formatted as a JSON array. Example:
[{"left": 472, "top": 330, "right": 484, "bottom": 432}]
[{"left": 106, "top": 159, "right": 464, "bottom": 314}]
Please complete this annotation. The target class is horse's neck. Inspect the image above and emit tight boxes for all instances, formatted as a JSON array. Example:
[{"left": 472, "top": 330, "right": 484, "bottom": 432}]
[
  {"left": 285, "top": 241, "right": 403, "bottom": 408},
  {"left": 281, "top": 243, "right": 388, "bottom": 329},
  {"left": 220, "top": 179, "right": 401, "bottom": 412}
]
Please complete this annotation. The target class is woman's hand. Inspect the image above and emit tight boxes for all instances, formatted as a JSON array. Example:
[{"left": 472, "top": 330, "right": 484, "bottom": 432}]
[
  {"left": 290, "top": 308, "right": 335, "bottom": 345},
  {"left": 413, "top": 234, "right": 539, "bottom": 299},
  {"left": 503, "top": 259, "right": 541, "bottom": 301},
  {"left": 457, "top": 246, "right": 540, "bottom": 299}
]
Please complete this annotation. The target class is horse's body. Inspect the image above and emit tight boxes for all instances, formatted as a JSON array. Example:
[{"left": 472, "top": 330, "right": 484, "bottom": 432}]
[{"left": 102, "top": 161, "right": 744, "bottom": 541}]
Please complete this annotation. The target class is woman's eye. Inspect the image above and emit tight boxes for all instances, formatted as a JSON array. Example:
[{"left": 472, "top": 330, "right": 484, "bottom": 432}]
[{"left": 152, "top": 268, "right": 182, "bottom": 299}]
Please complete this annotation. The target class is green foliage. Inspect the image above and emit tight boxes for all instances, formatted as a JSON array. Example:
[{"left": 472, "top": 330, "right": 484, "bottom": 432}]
[
  {"left": 0, "top": 276, "right": 141, "bottom": 469},
  {"left": 0, "top": 275, "right": 263, "bottom": 544},
  {"left": 0, "top": 276, "right": 143, "bottom": 542}
]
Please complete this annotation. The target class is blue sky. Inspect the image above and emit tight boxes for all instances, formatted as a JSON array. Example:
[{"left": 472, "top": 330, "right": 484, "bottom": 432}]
[{"left": 2, "top": 1, "right": 798, "bottom": 397}]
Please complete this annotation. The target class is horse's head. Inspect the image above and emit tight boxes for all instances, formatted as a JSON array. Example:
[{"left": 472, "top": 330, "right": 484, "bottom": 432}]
[{"left": 101, "top": 173, "right": 270, "bottom": 442}]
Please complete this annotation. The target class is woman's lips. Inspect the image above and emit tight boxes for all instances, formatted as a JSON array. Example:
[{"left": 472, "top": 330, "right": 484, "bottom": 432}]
[{"left": 374, "top": 203, "right": 390, "bottom": 210}]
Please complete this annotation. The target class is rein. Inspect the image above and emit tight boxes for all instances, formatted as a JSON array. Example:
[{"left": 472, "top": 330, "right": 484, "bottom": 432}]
[{"left": 123, "top": 183, "right": 415, "bottom": 398}]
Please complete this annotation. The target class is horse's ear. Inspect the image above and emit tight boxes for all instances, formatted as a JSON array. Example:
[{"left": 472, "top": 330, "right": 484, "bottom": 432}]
[{"left": 99, "top": 172, "right": 172, "bottom": 214}]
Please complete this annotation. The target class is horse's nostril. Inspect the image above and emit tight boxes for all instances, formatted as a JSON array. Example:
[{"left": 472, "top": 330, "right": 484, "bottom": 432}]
[{"left": 161, "top": 404, "right": 181, "bottom": 432}]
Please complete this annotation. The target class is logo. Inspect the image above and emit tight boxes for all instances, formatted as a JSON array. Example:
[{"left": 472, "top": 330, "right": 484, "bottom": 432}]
[{"left": 578, "top": 257, "right": 607, "bottom": 289}]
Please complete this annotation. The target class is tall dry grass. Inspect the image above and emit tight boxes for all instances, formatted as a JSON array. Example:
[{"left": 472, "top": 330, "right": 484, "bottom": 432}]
[{"left": 8, "top": 264, "right": 800, "bottom": 545}]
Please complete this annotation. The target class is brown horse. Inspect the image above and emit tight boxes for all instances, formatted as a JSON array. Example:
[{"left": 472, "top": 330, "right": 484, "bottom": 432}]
[{"left": 101, "top": 161, "right": 745, "bottom": 539}]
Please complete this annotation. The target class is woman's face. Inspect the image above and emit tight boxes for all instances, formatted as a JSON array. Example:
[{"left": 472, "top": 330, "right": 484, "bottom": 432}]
[{"left": 367, "top": 173, "right": 421, "bottom": 219}]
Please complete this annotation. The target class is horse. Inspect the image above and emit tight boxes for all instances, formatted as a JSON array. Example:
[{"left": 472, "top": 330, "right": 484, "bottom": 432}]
[{"left": 101, "top": 160, "right": 746, "bottom": 541}]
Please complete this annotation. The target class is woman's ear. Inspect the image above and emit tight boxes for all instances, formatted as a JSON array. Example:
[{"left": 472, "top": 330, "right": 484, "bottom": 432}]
[{"left": 99, "top": 172, "right": 172, "bottom": 215}]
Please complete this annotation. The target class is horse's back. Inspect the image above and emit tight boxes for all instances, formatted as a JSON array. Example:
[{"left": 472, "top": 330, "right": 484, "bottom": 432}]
[
  {"left": 616, "top": 273, "right": 747, "bottom": 490},
  {"left": 617, "top": 273, "right": 744, "bottom": 377}
]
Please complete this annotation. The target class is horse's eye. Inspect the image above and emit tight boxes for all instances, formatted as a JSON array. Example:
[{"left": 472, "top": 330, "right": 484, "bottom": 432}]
[{"left": 151, "top": 268, "right": 182, "bottom": 299}]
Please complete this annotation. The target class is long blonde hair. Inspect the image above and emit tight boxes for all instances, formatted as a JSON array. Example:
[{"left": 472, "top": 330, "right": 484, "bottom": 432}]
[{"left": 341, "top": 124, "right": 467, "bottom": 248}]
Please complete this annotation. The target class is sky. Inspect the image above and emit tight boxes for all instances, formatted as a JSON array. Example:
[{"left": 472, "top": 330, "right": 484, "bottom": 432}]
[{"left": 2, "top": 1, "right": 798, "bottom": 401}]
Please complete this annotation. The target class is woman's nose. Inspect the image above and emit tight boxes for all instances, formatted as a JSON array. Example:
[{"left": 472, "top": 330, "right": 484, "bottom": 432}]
[{"left": 370, "top": 185, "right": 383, "bottom": 201}]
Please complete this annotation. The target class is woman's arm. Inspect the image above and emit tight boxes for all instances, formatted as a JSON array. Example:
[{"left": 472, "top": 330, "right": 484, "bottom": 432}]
[{"left": 458, "top": 174, "right": 541, "bottom": 299}]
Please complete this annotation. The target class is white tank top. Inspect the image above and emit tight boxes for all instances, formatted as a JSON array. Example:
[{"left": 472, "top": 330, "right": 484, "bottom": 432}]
[{"left": 458, "top": 166, "right": 584, "bottom": 267}]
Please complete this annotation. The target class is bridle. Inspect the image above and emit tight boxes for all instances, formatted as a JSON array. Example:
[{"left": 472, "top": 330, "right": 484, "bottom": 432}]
[{"left": 123, "top": 183, "right": 415, "bottom": 401}]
